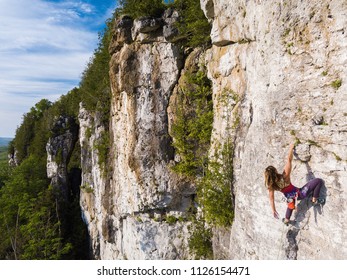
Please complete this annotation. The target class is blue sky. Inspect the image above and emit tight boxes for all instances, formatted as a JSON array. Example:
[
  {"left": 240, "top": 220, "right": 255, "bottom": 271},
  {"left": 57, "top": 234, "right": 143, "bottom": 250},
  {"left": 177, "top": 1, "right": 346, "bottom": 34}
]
[{"left": 0, "top": 0, "right": 117, "bottom": 137}]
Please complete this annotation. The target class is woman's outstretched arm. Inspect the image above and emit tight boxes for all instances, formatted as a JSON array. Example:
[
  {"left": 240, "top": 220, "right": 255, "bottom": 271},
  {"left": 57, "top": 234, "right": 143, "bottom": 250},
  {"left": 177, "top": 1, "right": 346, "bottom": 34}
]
[
  {"left": 269, "top": 189, "right": 279, "bottom": 219},
  {"left": 283, "top": 143, "right": 294, "bottom": 180}
]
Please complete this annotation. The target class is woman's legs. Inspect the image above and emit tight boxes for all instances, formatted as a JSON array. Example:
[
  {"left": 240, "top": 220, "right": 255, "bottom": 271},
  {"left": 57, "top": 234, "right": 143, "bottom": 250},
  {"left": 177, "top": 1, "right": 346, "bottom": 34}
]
[
  {"left": 285, "top": 200, "right": 296, "bottom": 221},
  {"left": 284, "top": 178, "right": 324, "bottom": 222},
  {"left": 299, "top": 178, "right": 324, "bottom": 202}
]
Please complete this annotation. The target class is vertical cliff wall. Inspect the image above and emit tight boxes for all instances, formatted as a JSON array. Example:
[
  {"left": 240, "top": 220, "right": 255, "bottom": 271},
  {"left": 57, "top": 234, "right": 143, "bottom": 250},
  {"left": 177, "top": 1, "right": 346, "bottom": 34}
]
[
  {"left": 78, "top": 0, "right": 346, "bottom": 260},
  {"left": 79, "top": 13, "right": 198, "bottom": 259},
  {"left": 202, "top": 0, "right": 347, "bottom": 259}
]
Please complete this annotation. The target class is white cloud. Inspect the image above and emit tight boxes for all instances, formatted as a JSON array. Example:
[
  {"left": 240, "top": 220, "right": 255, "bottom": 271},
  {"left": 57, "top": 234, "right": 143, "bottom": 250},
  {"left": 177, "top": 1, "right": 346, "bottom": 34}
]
[{"left": 0, "top": 0, "right": 114, "bottom": 137}]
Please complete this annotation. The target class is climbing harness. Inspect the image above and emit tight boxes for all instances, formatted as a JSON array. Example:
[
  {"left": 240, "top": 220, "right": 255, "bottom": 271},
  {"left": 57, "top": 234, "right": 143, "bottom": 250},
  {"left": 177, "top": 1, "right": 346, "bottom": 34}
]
[
  {"left": 282, "top": 189, "right": 299, "bottom": 210},
  {"left": 287, "top": 198, "right": 295, "bottom": 210}
]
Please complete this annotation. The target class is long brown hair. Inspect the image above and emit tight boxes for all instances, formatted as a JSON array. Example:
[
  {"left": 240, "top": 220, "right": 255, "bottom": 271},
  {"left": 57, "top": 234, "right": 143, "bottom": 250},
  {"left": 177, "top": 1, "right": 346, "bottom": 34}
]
[{"left": 264, "top": 166, "right": 284, "bottom": 191}]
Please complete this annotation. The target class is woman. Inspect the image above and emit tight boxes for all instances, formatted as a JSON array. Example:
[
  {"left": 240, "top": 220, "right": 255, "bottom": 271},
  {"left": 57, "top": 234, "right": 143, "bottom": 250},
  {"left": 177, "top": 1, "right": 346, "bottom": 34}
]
[{"left": 264, "top": 144, "right": 325, "bottom": 224}]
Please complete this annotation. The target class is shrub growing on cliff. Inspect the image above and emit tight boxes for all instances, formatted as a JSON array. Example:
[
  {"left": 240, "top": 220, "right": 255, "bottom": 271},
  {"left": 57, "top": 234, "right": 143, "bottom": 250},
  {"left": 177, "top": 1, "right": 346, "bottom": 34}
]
[
  {"left": 173, "top": 0, "right": 211, "bottom": 47},
  {"left": 171, "top": 69, "right": 213, "bottom": 177},
  {"left": 188, "top": 217, "right": 213, "bottom": 259},
  {"left": 79, "top": 15, "right": 114, "bottom": 174},
  {"left": 80, "top": 16, "right": 113, "bottom": 127},
  {"left": 94, "top": 130, "right": 110, "bottom": 175},
  {"left": 198, "top": 141, "right": 235, "bottom": 227},
  {"left": 331, "top": 79, "right": 342, "bottom": 89}
]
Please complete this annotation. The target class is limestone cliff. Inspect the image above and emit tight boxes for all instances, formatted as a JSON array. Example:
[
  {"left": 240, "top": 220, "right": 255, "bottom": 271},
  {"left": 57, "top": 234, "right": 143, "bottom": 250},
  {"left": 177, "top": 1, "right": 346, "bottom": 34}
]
[
  {"left": 78, "top": 0, "right": 346, "bottom": 260},
  {"left": 47, "top": 116, "right": 79, "bottom": 200},
  {"left": 79, "top": 12, "right": 195, "bottom": 259},
  {"left": 202, "top": 0, "right": 346, "bottom": 259}
]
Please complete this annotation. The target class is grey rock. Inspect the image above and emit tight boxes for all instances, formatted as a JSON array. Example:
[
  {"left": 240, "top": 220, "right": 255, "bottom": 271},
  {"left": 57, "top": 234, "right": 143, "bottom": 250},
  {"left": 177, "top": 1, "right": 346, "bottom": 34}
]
[
  {"left": 46, "top": 116, "right": 78, "bottom": 200},
  {"left": 200, "top": 0, "right": 215, "bottom": 19},
  {"left": 294, "top": 144, "right": 311, "bottom": 162},
  {"left": 132, "top": 17, "right": 163, "bottom": 41},
  {"left": 163, "top": 8, "right": 179, "bottom": 42},
  {"left": 207, "top": 0, "right": 347, "bottom": 260},
  {"left": 80, "top": 31, "right": 196, "bottom": 259},
  {"left": 109, "top": 16, "right": 134, "bottom": 55},
  {"left": 137, "top": 17, "right": 163, "bottom": 33}
]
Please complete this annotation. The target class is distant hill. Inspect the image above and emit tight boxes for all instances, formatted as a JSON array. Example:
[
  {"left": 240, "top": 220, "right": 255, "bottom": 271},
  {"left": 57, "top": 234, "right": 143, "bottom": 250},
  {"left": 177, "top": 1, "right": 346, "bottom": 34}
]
[
  {"left": 0, "top": 138, "right": 12, "bottom": 147},
  {"left": 0, "top": 138, "right": 12, "bottom": 162}
]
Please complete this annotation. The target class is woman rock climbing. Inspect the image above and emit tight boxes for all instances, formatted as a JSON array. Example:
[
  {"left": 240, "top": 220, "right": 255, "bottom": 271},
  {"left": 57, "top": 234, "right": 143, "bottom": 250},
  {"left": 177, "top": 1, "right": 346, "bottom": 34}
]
[{"left": 264, "top": 144, "right": 325, "bottom": 225}]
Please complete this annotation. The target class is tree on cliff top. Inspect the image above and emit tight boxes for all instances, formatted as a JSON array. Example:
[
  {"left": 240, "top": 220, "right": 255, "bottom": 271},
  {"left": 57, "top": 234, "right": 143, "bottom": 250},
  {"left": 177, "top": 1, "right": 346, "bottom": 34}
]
[
  {"left": 173, "top": 0, "right": 211, "bottom": 47},
  {"left": 117, "top": 0, "right": 166, "bottom": 18}
]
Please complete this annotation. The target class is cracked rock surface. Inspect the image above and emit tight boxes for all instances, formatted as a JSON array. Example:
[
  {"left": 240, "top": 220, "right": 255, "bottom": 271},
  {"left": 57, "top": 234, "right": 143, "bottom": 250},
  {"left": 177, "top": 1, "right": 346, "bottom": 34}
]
[{"left": 202, "top": 0, "right": 347, "bottom": 259}]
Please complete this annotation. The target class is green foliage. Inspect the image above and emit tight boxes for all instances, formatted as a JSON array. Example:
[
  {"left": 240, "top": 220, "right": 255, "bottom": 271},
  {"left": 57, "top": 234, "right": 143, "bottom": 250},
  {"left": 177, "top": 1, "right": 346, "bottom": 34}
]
[
  {"left": 188, "top": 217, "right": 213, "bottom": 259},
  {"left": 4, "top": 77, "right": 85, "bottom": 261},
  {"left": 0, "top": 155, "right": 88, "bottom": 259},
  {"left": 85, "top": 127, "right": 92, "bottom": 139},
  {"left": 0, "top": 146, "right": 8, "bottom": 162},
  {"left": 307, "top": 139, "right": 320, "bottom": 147},
  {"left": 0, "top": 156, "right": 72, "bottom": 259},
  {"left": 165, "top": 215, "right": 178, "bottom": 224},
  {"left": 333, "top": 152, "right": 342, "bottom": 161},
  {"left": 56, "top": 88, "right": 81, "bottom": 118},
  {"left": 116, "top": 0, "right": 211, "bottom": 48},
  {"left": 81, "top": 185, "right": 94, "bottom": 194},
  {"left": 186, "top": 142, "right": 235, "bottom": 258},
  {"left": 13, "top": 99, "right": 52, "bottom": 162},
  {"left": 67, "top": 141, "right": 81, "bottom": 172},
  {"left": 118, "top": 0, "right": 166, "bottom": 18},
  {"left": 63, "top": 196, "right": 89, "bottom": 260},
  {"left": 80, "top": 18, "right": 113, "bottom": 128},
  {"left": 331, "top": 79, "right": 342, "bottom": 89},
  {"left": 79, "top": 17, "right": 113, "bottom": 172},
  {"left": 198, "top": 141, "right": 234, "bottom": 227},
  {"left": 1, "top": 7, "right": 118, "bottom": 260},
  {"left": 19, "top": 186, "right": 72, "bottom": 260},
  {"left": 12, "top": 88, "right": 81, "bottom": 164},
  {"left": 29, "top": 99, "right": 53, "bottom": 119},
  {"left": 171, "top": 69, "right": 213, "bottom": 177},
  {"left": 173, "top": 0, "right": 211, "bottom": 47},
  {"left": 294, "top": 137, "right": 301, "bottom": 146},
  {"left": 94, "top": 130, "right": 110, "bottom": 174},
  {"left": 0, "top": 161, "right": 12, "bottom": 190}
]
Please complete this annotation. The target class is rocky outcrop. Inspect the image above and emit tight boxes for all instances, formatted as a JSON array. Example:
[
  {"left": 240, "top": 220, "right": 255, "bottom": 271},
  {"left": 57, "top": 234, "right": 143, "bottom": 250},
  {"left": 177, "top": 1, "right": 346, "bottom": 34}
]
[
  {"left": 78, "top": 105, "right": 107, "bottom": 256},
  {"left": 80, "top": 14, "right": 195, "bottom": 260},
  {"left": 202, "top": 0, "right": 347, "bottom": 259},
  {"left": 8, "top": 150, "right": 19, "bottom": 167},
  {"left": 46, "top": 116, "right": 78, "bottom": 199}
]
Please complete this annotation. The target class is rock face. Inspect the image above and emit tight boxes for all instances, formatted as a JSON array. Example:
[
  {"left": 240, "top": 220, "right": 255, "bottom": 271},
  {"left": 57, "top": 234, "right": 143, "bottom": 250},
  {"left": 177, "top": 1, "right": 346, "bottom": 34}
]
[
  {"left": 46, "top": 116, "right": 78, "bottom": 199},
  {"left": 202, "top": 0, "right": 347, "bottom": 259},
  {"left": 79, "top": 0, "right": 346, "bottom": 260},
  {"left": 78, "top": 105, "right": 107, "bottom": 256},
  {"left": 80, "top": 15, "right": 194, "bottom": 260}
]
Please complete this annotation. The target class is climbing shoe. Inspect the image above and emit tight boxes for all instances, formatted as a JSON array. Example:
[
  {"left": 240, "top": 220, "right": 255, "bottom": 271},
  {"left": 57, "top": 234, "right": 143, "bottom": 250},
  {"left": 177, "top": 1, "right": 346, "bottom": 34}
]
[
  {"left": 312, "top": 197, "right": 325, "bottom": 206},
  {"left": 282, "top": 218, "right": 289, "bottom": 226}
]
